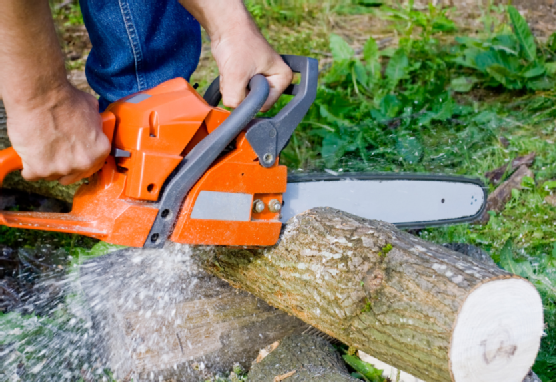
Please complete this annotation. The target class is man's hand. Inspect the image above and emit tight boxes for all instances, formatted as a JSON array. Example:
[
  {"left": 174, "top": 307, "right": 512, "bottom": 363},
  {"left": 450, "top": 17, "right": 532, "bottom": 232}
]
[
  {"left": 7, "top": 85, "right": 110, "bottom": 186},
  {"left": 179, "top": 0, "right": 293, "bottom": 112},
  {"left": 0, "top": 0, "right": 109, "bottom": 185}
]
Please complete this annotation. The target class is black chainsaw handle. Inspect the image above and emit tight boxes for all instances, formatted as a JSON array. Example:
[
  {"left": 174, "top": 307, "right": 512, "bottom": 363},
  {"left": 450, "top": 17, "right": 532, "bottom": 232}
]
[
  {"left": 203, "top": 55, "right": 319, "bottom": 167},
  {"left": 143, "top": 74, "right": 270, "bottom": 249}
]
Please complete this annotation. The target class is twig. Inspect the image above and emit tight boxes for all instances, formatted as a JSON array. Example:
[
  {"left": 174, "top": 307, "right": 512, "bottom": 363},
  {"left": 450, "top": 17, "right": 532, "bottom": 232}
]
[{"left": 0, "top": 281, "right": 20, "bottom": 302}]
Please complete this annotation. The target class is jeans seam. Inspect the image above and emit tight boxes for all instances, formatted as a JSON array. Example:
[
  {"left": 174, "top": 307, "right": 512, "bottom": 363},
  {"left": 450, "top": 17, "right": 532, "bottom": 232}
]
[{"left": 118, "top": 0, "right": 147, "bottom": 91}]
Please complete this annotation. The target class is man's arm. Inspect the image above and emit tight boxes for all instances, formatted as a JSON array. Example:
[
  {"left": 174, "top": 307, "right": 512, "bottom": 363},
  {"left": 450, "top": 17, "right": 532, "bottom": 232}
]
[
  {"left": 0, "top": 0, "right": 109, "bottom": 185},
  {"left": 179, "top": 0, "right": 293, "bottom": 111}
]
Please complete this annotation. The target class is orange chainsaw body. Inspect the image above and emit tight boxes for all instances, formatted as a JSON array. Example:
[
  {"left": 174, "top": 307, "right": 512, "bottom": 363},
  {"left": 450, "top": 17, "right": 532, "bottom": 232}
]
[{"left": 0, "top": 78, "right": 286, "bottom": 247}]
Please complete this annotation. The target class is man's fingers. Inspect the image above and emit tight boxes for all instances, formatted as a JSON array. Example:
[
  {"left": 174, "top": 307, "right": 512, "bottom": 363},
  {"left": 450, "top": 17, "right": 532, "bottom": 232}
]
[
  {"left": 59, "top": 173, "right": 83, "bottom": 186},
  {"left": 221, "top": 69, "right": 293, "bottom": 112},
  {"left": 220, "top": 73, "right": 250, "bottom": 109}
]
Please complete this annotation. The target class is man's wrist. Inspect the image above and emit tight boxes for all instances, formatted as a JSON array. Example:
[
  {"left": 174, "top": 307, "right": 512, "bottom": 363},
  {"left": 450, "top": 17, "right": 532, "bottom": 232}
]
[
  {"left": 207, "top": 8, "right": 257, "bottom": 45},
  {"left": 3, "top": 77, "right": 73, "bottom": 114},
  {"left": 179, "top": 0, "right": 258, "bottom": 45}
]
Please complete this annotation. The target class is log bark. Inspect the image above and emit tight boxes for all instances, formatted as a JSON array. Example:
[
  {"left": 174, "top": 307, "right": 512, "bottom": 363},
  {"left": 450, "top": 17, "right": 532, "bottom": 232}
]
[
  {"left": 183, "top": 208, "right": 544, "bottom": 382},
  {"left": 79, "top": 246, "right": 307, "bottom": 381}
]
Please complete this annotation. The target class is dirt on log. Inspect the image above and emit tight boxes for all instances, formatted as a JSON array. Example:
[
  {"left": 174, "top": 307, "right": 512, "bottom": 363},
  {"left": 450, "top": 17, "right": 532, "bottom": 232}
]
[{"left": 185, "top": 208, "right": 544, "bottom": 382}]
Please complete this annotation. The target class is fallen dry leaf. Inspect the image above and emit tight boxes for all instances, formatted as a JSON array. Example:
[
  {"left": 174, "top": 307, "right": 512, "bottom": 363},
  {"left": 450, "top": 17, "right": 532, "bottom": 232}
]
[
  {"left": 274, "top": 370, "right": 296, "bottom": 381},
  {"left": 256, "top": 341, "right": 280, "bottom": 363},
  {"left": 545, "top": 194, "right": 556, "bottom": 207},
  {"left": 480, "top": 165, "right": 534, "bottom": 223},
  {"left": 485, "top": 153, "right": 536, "bottom": 185}
]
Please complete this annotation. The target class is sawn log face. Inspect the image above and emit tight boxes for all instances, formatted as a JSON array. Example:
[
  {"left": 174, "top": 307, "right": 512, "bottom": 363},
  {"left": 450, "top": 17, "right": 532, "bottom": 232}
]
[
  {"left": 190, "top": 207, "right": 524, "bottom": 382},
  {"left": 80, "top": 246, "right": 306, "bottom": 381}
]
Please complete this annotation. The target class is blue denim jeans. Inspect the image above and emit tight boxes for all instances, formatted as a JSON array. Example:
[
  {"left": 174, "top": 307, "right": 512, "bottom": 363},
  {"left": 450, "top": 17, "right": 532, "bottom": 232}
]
[{"left": 79, "top": 0, "right": 202, "bottom": 111}]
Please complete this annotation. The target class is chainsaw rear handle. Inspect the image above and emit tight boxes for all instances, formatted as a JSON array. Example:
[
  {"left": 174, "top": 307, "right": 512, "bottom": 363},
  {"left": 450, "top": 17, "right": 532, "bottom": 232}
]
[
  {"left": 203, "top": 55, "right": 319, "bottom": 168},
  {"left": 0, "top": 112, "right": 116, "bottom": 190},
  {"left": 144, "top": 74, "right": 271, "bottom": 248},
  {"left": 0, "top": 148, "right": 23, "bottom": 187}
]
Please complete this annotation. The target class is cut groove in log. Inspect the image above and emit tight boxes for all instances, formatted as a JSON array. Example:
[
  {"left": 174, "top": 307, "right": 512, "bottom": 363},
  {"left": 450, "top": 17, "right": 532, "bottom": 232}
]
[
  {"left": 450, "top": 279, "right": 542, "bottom": 381},
  {"left": 186, "top": 208, "right": 544, "bottom": 382}
]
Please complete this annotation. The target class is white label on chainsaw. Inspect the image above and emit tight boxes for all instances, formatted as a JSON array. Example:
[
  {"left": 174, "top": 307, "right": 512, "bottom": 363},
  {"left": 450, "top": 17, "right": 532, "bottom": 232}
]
[
  {"left": 281, "top": 180, "right": 485, "bottom": 224},
  {"left": 191, "top": 191, "right": 252, "bottom": 222}
]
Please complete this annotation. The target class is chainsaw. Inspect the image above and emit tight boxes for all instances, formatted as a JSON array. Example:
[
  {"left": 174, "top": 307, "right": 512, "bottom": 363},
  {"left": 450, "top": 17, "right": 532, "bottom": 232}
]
[{"left": 0, "top": 56, "right": 486, "bottom": 248}]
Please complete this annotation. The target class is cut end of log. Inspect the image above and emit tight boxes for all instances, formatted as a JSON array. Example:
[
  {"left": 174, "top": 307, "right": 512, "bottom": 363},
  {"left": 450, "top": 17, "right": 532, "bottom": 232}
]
[{"left": 450, "top": 278, "right": 544, "bottom": 382}]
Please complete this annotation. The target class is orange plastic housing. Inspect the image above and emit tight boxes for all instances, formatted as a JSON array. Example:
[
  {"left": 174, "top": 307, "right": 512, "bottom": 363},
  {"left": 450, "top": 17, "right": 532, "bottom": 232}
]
[{"left": 0, "top": 78, "right": 286, "bottom": 247}]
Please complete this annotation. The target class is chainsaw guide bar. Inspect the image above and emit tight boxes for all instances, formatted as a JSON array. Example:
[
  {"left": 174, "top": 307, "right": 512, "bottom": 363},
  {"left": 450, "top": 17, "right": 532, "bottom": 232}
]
[{"left": 284, "top": 173, "right": 487, "bottom": 229}]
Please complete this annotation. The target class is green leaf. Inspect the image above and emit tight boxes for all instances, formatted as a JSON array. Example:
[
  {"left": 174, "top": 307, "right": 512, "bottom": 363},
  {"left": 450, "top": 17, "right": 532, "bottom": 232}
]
[
  {"left": 527, "top": 76, "right": 556, "bottom": 91},
  {"left": 379, "top": 94, "right": 402, "bottom": 118},
  {"left": 545, "top": 62, "right": 556, "bottom": 75},
  {"left": 396, "top": 135, "right": 423, "bottom": 164},
  {"left": 343, "top": 354, "right": 385, "bottom": 382},
  {"left": 433, "top": 97, "right": 455, "bottom": 121},
  {"left": 363, "top": 37, "right": 382, "bottom": 84},
  {"left": 486, "top": 64, "right": 523, "bottom": 89},
  {"left": 491, "top": 34, "right": 520, "bottom": 56},
  {"left": 522, "top": 62, "right": 546, "bottom": 78},
  {"left": 322, "top": 134, "right": 346, "bottom": 167},
  {"left": 521, "top": 176, "right": 535, "bottom": 189},
  {"left": 499, "top": 239, "right": 517, "bottom": 273},
  {"left": 380, "top": 46, "right": 397, "bottom": 57},
  {"left": 508, "top": 5, "right": 536, "bottom": 61},
  {"left": 432, "top": 17, "right": 457, "bottom": 33},
  {"left": 385, "top": 48, "right": 409, "bottom": 89},
  {"left": 323, "top": 60, "right": 352, "bottom": 84},
  {"left": 354, "top": 59, "right": 369, "bottom": 89},
  {"left": 548, "top": 32, "right": 556, "bottom": 52},
  {"left": 543, "top": 181, "right": 556, "bottom": 190},
  {"left": 329, "top": 33, "right": 354, "bottom": 61},
  {"left": 450, "top": 76, "right": 478, "bottom": 92},
  {"left": 363, "top": 36, "right": 379, "bottom": 62},
  {"left": 474, "top": 51, "right": 498, "bottom": 72}
]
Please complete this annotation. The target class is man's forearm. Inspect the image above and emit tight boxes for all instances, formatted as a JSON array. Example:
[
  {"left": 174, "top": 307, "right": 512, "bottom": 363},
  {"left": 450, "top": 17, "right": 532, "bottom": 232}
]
[
  {"left": 178, "top": 0, "right": 256, "bottom": 42},
  {"left": 0, "top": 0, "right": 68, "bottom": 109}
]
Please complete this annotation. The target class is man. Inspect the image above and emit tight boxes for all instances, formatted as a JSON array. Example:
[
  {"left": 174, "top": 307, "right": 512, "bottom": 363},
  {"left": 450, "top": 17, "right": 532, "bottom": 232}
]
[{"left": 0, "top": 0, "right": 292, "bottom": 185}]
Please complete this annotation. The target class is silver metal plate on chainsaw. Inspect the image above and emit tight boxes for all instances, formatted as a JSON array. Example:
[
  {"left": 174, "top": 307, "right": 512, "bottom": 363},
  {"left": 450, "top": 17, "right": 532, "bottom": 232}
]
[
  {"left": 281, "top": 179, "right": 486, "bottom": 227},
  {"left": 126, "top": 94, "right": 151, "bottom": 104},
  {"left": 191, "top": 191, "right": 252, "bottom": 221}
]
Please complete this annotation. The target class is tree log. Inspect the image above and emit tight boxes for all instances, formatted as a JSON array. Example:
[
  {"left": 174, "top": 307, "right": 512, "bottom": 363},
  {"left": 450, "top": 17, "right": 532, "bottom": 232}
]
[
  {"left": 248, "top": 333, "right": 358, "bottom": 382},
  {"left": 79, "top": 246, "right": 307, "bottom": 381},
  {"left": 184, "top": 208, "right": 544, "bottom": 382}
]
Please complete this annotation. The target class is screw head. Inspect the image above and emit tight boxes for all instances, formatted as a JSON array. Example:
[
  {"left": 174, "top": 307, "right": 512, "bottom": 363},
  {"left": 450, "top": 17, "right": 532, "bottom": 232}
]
[
  {"left": 263, "top": 153, "right": 274, "bottom": 164},
  {"left": 269, "top": 199, "right": 282, "bottom": 213},
  {"left": 253, "top": 199, "right": 265, "bottom": 214}
]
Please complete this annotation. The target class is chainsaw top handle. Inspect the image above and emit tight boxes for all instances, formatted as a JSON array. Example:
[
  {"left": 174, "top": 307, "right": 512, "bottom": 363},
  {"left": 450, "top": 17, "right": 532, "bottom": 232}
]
[
  {"left": 143, "top": 74, "right": 271, "bottom": 248},
  {"left": 144, "top": 55, "right": 318, "bottom": 249},
  {"left": 203, "top": 55, "right": 319, "bottom": 168}
]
